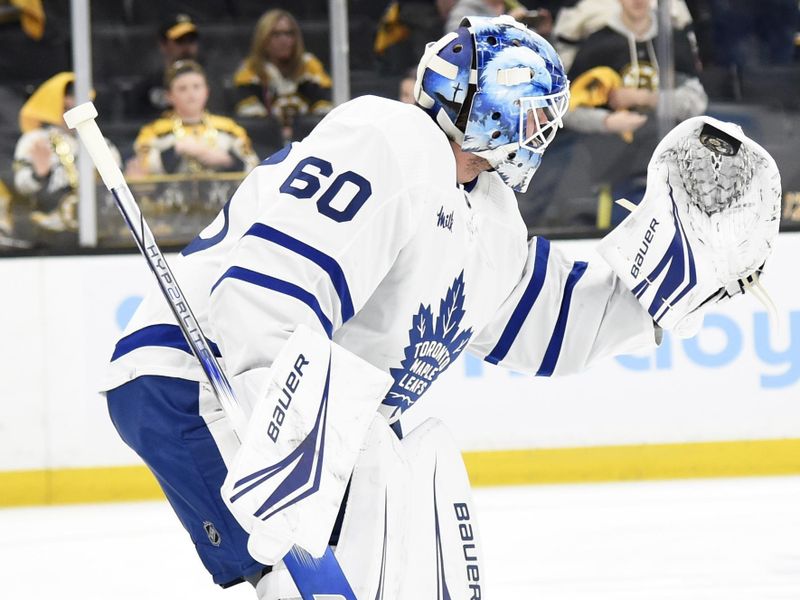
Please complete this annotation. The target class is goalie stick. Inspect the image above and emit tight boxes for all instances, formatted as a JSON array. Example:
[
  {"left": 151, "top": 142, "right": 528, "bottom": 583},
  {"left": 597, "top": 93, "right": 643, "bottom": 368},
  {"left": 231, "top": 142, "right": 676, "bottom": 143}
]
[{"left": 64, "top": 102, "right": 356, "bottom": 600}]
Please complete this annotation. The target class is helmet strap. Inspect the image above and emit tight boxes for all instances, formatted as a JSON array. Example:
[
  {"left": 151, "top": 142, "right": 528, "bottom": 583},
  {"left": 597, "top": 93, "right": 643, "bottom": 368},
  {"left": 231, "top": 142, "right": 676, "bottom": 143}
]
[{"left": 436, "top": 109, "right": 465, "bottom": 144}]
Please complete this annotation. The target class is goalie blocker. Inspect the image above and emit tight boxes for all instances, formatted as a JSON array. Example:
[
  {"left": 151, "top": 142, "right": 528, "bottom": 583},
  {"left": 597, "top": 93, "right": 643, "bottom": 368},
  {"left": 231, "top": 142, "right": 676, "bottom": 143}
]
[
  {"left": 598, "top": 116, "right": 781, "bottom": 337},
  {"left": 221, "top": 324, "right": 393, "bottom": 564}
]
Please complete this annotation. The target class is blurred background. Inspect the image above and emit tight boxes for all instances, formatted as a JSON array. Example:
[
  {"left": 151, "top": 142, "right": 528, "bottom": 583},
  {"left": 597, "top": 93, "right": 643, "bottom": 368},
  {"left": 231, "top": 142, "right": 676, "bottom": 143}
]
[{"left": 0, "top": 0, "right": 798, "bottom": 250}]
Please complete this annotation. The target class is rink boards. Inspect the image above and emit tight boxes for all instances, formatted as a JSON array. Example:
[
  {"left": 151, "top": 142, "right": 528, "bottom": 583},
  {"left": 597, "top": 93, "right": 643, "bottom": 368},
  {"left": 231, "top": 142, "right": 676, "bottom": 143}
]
[{"left": 2, "top": 233, "right": 800, "bottom": 506}]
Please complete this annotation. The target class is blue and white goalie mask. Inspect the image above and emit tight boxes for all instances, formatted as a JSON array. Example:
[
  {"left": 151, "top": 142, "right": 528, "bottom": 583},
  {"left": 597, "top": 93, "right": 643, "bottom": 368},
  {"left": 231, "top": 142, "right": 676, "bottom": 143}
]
[{"left": 414, "top": 15, "right": 570, "bottom": 192}]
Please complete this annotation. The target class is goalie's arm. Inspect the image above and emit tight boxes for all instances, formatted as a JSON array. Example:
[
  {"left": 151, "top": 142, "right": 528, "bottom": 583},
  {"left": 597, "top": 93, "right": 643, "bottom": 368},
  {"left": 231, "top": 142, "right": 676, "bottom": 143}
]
[{"left": 469, "top": 236, "right": 658, "bottom": 376}]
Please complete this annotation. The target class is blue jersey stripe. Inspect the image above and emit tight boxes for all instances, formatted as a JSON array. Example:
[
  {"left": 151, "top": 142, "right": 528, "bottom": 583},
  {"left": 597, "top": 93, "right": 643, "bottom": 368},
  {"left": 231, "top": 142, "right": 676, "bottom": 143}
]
[
  {"left": 181, "top": 200, "right": 232, "bottom": 257},
  {"left": 485, "top": 237, "right": 551, "bottom": 365},
  {"left": 244, "top": 223, "right": 355, "bottom": 324},
  {"left": 653, "top": 182, "right": 697, "bottom": 320},
  {"left": 536, "top": 261, "right": 588, "bottom": 377},
  {"left": 211, "top": 266, "right": 333, "bottom": 338},
  {"left": 111, "top": 323, "right": 221, "bottom": 362}
]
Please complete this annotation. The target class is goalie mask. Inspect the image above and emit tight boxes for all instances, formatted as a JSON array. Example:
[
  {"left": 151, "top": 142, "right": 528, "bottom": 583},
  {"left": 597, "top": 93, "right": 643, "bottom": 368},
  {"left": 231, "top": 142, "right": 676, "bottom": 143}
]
[{"left": 414, "top": 15, "right": 570, "bottom": 192}]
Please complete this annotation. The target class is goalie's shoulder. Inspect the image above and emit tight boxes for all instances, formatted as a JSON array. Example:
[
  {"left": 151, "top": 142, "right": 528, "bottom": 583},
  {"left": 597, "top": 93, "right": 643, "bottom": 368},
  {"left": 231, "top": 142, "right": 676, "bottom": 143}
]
[
  {"left": 314, "top": 96, "right": 455, "bottom": 187},
  {"left": 325, "top": 96, "right": 448, "bottom": 149}
]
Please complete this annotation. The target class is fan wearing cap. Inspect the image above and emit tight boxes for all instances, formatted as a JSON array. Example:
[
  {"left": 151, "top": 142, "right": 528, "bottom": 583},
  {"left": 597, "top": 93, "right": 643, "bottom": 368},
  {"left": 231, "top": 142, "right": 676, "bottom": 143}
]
[
  {"left": 13, "top": 72, "right": 121, "bottom": 234},
  {"left": 127, "top": 60, "right": 258, "bottom": 176},
  {"left": 129, "top": 13, "right": 202, "bottom": 118}
]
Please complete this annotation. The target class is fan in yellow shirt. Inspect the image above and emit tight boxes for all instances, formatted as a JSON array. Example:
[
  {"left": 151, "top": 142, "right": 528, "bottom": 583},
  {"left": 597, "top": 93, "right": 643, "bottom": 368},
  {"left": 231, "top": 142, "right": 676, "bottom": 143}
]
[{"left": 128, "top": 60, "right": 259, "bottom": 176}]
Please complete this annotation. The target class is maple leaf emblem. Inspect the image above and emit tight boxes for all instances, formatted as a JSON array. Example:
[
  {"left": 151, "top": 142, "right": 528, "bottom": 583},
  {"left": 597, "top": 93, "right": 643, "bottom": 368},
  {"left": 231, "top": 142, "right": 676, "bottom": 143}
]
[{"left": 383, "top": 272, "right": 473, "bottom": 419}]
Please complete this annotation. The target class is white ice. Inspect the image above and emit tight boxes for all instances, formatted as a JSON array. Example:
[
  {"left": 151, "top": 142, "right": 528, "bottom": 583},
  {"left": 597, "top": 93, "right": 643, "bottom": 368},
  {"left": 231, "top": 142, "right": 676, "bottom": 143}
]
[{"left": 2, "top": 476, "right": 799, "bottom": 599}]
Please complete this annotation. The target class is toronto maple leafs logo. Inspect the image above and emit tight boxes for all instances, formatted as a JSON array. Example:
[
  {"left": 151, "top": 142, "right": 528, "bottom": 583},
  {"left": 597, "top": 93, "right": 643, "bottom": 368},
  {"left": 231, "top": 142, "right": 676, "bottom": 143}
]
[{"left": 383, "top": 272, "right": 473, "bottom": 419}]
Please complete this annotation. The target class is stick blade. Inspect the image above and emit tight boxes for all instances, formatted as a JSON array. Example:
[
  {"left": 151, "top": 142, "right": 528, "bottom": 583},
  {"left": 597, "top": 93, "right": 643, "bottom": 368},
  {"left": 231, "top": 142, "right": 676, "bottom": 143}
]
[{"left": 284, "top": 546, "right": 356, "bottom": 600}]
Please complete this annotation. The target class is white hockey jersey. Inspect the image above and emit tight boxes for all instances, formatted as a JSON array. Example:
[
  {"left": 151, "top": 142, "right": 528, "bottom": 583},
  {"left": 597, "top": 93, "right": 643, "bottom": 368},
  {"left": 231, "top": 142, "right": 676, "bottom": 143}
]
[{"left": 104, "top": 95, "right": 656, "bottom": 422}]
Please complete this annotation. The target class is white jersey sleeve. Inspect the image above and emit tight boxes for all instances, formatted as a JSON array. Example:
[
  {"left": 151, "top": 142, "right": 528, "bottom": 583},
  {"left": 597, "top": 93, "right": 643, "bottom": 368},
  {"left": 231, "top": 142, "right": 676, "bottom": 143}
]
[
  {"left": 207, "top": 97, "right": 455, "bottom": 381},
  {"left": 468, "top": 236, "right": 657, "bottom": 376}
]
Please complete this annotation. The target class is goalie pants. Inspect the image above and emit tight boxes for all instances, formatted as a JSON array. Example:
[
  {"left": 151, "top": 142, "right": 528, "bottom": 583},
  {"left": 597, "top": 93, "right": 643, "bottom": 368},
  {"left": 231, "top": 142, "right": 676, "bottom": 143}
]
[{"left": 106, "top": 375, "right": 266, "bottom": 587}]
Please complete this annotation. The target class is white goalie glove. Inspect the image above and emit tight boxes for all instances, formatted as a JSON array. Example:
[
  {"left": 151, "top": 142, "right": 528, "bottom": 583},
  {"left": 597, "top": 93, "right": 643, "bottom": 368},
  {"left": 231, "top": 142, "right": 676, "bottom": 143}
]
[{"left": 598, "top": 116, "right": 782, "bottom": 337}]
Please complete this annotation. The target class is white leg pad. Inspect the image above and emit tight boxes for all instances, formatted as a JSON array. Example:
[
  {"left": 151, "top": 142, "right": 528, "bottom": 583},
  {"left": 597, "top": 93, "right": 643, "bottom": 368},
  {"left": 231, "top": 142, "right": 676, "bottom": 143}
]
[
  {"left": 256, "top": 415, "right": 410, "bottom": 600},
  {"left": 256, "top": 417, "right": 487, "bottom": 600},
  {"left": 399, "top": 418, "right": 486, "bottom": 600},
  {"left": 335, "top": 416, "right": 411, "bottom": 599}
]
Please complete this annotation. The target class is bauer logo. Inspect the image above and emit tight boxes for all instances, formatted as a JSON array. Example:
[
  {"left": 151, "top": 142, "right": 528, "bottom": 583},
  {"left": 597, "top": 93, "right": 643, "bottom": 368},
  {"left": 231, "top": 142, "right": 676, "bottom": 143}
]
[
  {"left": 630, "top": 218, "right": 659, "bottom": 279},
  {"left": 383, "top": 272, "right": 473, "bottom": 419},
  {"left": 454, "top": 502, "right": 482, "bottom": 599},
  {"left": 632, "top": 181, "right": 697, "bottom": 322},
  {"left": 267, "top": 353, "right": 310, "bottom": 443}
]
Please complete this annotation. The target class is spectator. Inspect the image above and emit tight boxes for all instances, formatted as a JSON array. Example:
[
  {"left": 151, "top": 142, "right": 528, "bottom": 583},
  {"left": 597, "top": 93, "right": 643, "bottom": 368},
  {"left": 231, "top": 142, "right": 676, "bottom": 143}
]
[
  {"left": 445, "top": 0, "right": 548, "bottom": 34},
  {"left": 233, "top": 9, "right": 332, "bottom": 142},
  {"left": 13, "top": 71, "right": 120, "bottom": 234},
  {"left": 553, "top": 0, "right": 694, "bottom": 71},
  {"left": 129, "top": 13, "right": 201, "bottom": 118},
  {"left": 373, "top": 1, "right": 452, "bottom": 74},
  {"left": 567, "top": 0, "right": 706, "bottom": 139},
  {"left": 527, "top": 0, "right": 707, "bottom": 228},
  {"left": 0, "top": 179, "right": 13, "bottom": 240},
  {"left": 398, "top": 67, "right": 417, "bottom": 104},
  {"left": 127, "top": 60, "right": 258, "bottom": 177}
]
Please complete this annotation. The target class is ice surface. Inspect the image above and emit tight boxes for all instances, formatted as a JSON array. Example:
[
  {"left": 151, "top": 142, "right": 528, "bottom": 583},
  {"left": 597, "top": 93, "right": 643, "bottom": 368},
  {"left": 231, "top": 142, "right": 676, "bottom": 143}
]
[{"left": 2, "top": 476, "right": 798, "bottom": 599}]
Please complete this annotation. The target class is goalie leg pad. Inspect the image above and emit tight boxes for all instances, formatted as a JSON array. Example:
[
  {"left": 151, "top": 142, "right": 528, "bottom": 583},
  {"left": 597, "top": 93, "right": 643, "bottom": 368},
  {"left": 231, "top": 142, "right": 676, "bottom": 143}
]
[
  {"left": 399, "top": 418, "right": 487, "bottom": 600},
  {"left": 336, "top": 418, "right": 488, "bottom": 600},
  {"left": 335, "top": 416, "right": 411, "bottom": 599},
  {"left": 256, "top": 417, "right": 487, "bottom": 600},
  {"left": 256, "top": 415, "right": 410, "bottom": 600},
  {"left": 221, "top": 324, "right": 393, "bottom": 565}
]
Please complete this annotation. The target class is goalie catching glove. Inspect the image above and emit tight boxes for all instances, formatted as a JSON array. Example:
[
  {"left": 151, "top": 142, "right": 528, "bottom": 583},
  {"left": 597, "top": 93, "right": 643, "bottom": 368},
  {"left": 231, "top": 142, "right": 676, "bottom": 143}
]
[{"left": 598, "top": 116, "right": 781, "bottom": 337}]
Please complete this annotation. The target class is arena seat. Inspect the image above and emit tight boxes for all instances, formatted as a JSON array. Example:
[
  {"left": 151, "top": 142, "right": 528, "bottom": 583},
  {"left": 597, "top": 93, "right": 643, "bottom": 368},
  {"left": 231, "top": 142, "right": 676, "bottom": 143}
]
[{"left": 234, "top": 116, "right": 285, "bottom": 161}]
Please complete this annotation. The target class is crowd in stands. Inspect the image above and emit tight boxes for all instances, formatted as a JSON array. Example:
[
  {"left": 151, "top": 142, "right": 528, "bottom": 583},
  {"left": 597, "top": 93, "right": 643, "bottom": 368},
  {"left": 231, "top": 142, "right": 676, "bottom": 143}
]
[
  {"left": 12, "top": 72, "right": 121, "bottom": 236},
  {"left": 1, "top": 0, "right": 798, "bottom": 250},
  {"left": 529, "top": 0, "right": 709, "bottom": 228}
]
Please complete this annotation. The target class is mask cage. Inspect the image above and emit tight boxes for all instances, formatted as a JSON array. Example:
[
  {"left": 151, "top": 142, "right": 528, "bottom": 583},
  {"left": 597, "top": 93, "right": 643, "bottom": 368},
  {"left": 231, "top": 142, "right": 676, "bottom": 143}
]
[{"left": 518, "top": 90, "right": 570, "bottom": 154}]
